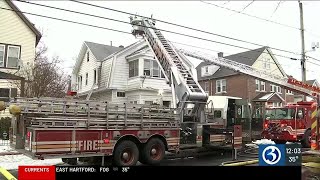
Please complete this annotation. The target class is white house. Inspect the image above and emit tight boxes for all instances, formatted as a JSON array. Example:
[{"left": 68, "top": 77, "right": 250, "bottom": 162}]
[
  {"left": 0, "top": 0, "right": 42, "bottom": 117},
  {"left": 71, "top": 40, "right": 172, "bottom": 107}
]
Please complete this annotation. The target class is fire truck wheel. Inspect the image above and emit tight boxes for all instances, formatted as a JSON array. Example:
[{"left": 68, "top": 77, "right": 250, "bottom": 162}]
[
  {"left": 113, "top": 140, "right": 139, "bottom": 166},
  {"left": 140, "top": 138, "right": 165, "bottom": 165},
  {"left": 302, "top": 129, "right": 311, "bottom": 148}
]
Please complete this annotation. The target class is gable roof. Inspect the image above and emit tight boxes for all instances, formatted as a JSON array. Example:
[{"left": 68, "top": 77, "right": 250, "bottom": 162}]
[
  {"left": 306, "top": 79, "right": 319, "bottom": 87},
  {"left": 196, "top": 46, "right": 287, "bottom": 81},
  {"left": 5, "top": 0, "right": 42, "bottom": 46},
  {"left": 85, "top": 41, "right": 124, "bottom": 61},
  {"left": 196, "top": 46, "right": 267, "bottom": 80},
  {"left": 252, "top": 92, "right": 285, "bottom": 102}
]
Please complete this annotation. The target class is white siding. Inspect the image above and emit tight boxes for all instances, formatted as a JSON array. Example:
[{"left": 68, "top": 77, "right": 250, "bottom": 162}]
[
  {"left": 252, "top": 50, "right": 284, "bottom": 77},
  {"left": 0, "top": 1, "right": 36, "bottom": 69},
  {"left": 201, "top": 65, "right": 220, "bottom": 77},
  {"left": 77, "top": 49, "right": 98, "bottom": 93},
  {"left": 0, "top": 0, "right": 37, "bottom": 100}
]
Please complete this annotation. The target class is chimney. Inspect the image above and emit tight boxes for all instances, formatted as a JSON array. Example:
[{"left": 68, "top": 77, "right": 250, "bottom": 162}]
[
  {"left": 119, "top": 45, "right": 124, "bottom": 48},
  {"left": 218, "top": 52, "right": 223, "bottom": 57},
  {"left": 110, "top": 41, "right": 112, "bottom": 46}
]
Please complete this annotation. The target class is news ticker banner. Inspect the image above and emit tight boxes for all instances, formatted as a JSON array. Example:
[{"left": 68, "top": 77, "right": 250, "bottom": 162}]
[
  {"left": 258, "top": 143, "right": 302, "bottom": 166},
  {"left": 18, "top": 165, "right": 301, "bottom": 180}
]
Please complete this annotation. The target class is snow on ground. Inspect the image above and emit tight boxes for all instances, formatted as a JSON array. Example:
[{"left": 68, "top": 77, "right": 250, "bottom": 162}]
[
  {"left": 252, "top": 139, "right": 275, "bottom": 145},
  {"left": 0, "top": 154, "right": 62, "bottom": 170},
  {"left": 0, "top": 141, "right": 17, "bottom": 153},
  {"left": 0, "top": 141, "right": 62, "bottom": 170}
]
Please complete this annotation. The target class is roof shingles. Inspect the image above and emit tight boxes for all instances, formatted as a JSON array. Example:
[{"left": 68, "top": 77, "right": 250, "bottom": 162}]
[{"left": 85, "top": 41, "right": 124, "bottom": 61}]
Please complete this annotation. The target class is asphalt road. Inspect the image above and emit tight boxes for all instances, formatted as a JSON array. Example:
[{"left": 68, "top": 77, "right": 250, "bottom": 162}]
[{"left": 0, "top": 152, "right": 319, "bottom": 180}]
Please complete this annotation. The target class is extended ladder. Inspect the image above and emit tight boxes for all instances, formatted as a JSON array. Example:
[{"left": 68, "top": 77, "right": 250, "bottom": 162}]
[{"left": 179, "top": 49, "right": 315, "bottom": 97}]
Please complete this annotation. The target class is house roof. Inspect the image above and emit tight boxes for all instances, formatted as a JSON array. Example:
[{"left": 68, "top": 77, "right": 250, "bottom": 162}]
[
  {"left": 196, "top": 46, "right": 287, "bottom": 81},
  {"left": 252, "top": 92, "right": 285, "bottom": 102},
  {"left": 5, "top": 0, "right": 42, "bottom": 46},
  {"left": 85, "top": 41, "right": 124, "bottom": 61},
  {"left": 0, "top": 71, "right": 24, "bottom": 80},
  {"left": 306, "top": 79, "right": 319, "bottom": 87}
]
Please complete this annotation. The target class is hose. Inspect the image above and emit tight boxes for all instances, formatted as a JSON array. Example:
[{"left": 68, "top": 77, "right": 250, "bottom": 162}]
[
  {"left": 0, "top": 167, "right": 17, "bottom": 180},
  {"left": 221, "top": 159, "right": 258, "bottom": 166}
]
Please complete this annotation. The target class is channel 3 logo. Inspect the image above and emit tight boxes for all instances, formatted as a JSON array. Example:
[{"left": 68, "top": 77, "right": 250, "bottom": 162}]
[{"left": 259, "top": 144, "right": 285, "bottom": 166}]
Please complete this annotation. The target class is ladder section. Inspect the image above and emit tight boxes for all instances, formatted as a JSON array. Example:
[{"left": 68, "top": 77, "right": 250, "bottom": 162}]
[
  {"left": 10, "top": 97, "right": 180, "bottom": 130},
  {"left": 152, "top": 29, "right": 201, "bottom": 93},
  {"left": 180, "top": 49, "right": 314, "bottom": 96}
]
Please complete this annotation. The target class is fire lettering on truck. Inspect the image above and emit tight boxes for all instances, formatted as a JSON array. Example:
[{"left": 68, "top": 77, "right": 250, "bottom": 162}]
[{"left": 78, "top": 140, "right": 99, "bottom": 151}]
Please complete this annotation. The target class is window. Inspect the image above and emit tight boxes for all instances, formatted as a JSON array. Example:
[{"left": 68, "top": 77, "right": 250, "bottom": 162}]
[
  {"left": 214, "top": 110, "right": 222, "bottom": 118},
  {"left": 129, "top": 60, "right": 139, "bottom": 77},
  {"left": 85, "top": 73, "right": 88, "bottom": 85},
  {"left": 7, "top": 46, "right": 20, "bottom": 68},
  {"left": 272, "top": 102, "right": 282, "bottom": 107},
  {"left": 216, "top": 79, "right": 226, "bottom": 93},
  {"left": 130, "top": 101, "right": 138, "bottom": 104},
  {"left": 0, "top": 45, "right": 4, "bottom": 67},
  {"left": 205, "top": 66, "right": 209, "bottom": 73},
  {"left": 117, "top": 92, "right": 126, "bottom": 97},
  {"left": 145, "top": 101, "right": 153, "bottom": 105},
  {"left": 93, "top": 69, "right": 97, "bottom": 84},
  {"left": 261, "top": 81, "right": 265, "bottom": 91},
  {"left": 87, "top": 52, "right": 89, "bottom": 62},
  {"left": 270, "top": 84, "right": 276, "bottom": 92},
  {"left": 204, "top": 82, "right": 209, "bottom": 93},
  {"left": 163, "top": 101, "right": 170, "bottom": 107},
  {"left": 255, "top": 79, "right": 260, "bottom": 91},
  {"left": 277, "top": 86, "right": 282, "bottom": 94},
  {"left": 143, "top": 59, "right": 165, "bottom": 78},
  {"left": 152, "top": 61, "right": 159, "bottom": 77},
  {"left": 0, "top": 88, "right": 18, "bottom": 101},
  {"left": 144, "top": 59, "right": 151, "bottom": 76},
  {"left": 262, "top": 58, "right": 271, "bottom": 70},
  {"left": 78, "top": 76, "right": 83, "bottom": 90}
]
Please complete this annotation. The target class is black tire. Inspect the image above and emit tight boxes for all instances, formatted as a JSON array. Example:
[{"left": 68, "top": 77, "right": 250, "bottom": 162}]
[
  {"left": 140, "top": 138, "right": 165, "bottom": 165},
  {"left": 302, "top": 129, "right": 311, "bottom": 148},
  {"left": 113, "top": 140, "right": 139, "bottom": 166}
]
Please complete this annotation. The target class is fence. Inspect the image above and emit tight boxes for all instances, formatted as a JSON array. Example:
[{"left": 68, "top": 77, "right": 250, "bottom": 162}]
[{"left": 0, "top": 139, "right": 9, "bottom": 146}]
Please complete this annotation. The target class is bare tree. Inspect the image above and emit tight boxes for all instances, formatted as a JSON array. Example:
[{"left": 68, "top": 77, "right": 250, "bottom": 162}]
[{"left": 13, "top": 42, "right": 69, "bottom": 98}]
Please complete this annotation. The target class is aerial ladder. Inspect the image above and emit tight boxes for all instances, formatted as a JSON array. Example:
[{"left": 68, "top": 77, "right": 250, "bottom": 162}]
[
  {"left": 129, "top": 15, "right": 320, "bottom": 151},
  {"left": 130, "top": 16, "right": 208, "bottom": 123}
]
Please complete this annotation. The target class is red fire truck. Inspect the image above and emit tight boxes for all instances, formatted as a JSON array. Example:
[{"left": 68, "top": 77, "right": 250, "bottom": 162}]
[
  {"left": 261, "top": 101, "right": 315, "bottom": 148},
  {"left": 261, "top": 79, "right": 320, "bottom": 148}
]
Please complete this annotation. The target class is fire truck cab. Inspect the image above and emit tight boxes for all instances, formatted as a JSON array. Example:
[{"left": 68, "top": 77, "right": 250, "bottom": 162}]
[{"left": 261, "top": 101, "right": 315, "bottom": 147}]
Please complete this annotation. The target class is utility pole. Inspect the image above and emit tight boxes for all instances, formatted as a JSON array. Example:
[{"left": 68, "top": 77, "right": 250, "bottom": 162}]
[{"left": 299, "top": 1, "right": 307, "bottom": 101}]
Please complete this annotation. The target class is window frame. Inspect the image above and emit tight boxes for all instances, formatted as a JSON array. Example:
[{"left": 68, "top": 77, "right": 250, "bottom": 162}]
[
  {"left": 216, "top": 79, "right": 226, "bottom": 93},
  {"left": 0, "top": 44, "right": 5, "bottom": 67},
  {"left": 6, "top": 45, "right": 20, "bottom": 69},
  {"left": 85, "top": 73, "right": 88, "bottom": 86},
  {"left": 255, "top": 79, "right": 260, "bottom": 91},
  {"left": 116, "top": 91, "right": 126, "bottom": 97},
  {"left": 129, "top": 60, "right": 139, "bottom": 78},
  {"left": 143, "top": 59, "right": 165, "bottom": 78},
  {"left": 87, "top": 51, "right": 89, "bottom": 62},
  {"left": 93, "top": 69, "right": 97, "bottom": 84}
]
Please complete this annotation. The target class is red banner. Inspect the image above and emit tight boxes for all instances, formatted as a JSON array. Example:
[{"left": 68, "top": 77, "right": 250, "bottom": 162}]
[{"left": 18, "top": 166, "right": 55, "bottom": 180}]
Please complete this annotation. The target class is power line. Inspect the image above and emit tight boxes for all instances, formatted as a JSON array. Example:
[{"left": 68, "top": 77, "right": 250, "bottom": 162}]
[
  {"left": 7, "top": 2, "right": 302, "bottom": 61},
  {"left": 4, "top": 4, "right": 320, "bottom": 66},
  {"left": 0, "top": 5, "right": 313, "bottom": 64},
  {"left": 2, "top": 6, "right": 319, "bottom": 78},
  {"left": 271, "top": 1, "right": 283, "bottom": 18},
  {"left": 65, "top": 0, "right": 300, "bottom": 56},
  {"left": 0, "top": 7, "right": 131, "bottom": 35},
  {"left": 241, "top": 1, "right": 254, "bottom": 13},
  {"left": 201, "top": 1, "right": 320, "bottom": 39}
]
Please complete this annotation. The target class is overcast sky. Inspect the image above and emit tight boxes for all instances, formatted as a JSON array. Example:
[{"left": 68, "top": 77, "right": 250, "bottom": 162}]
[{"left": 10, "top": 1, "right": 320, "bottom": 82}]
